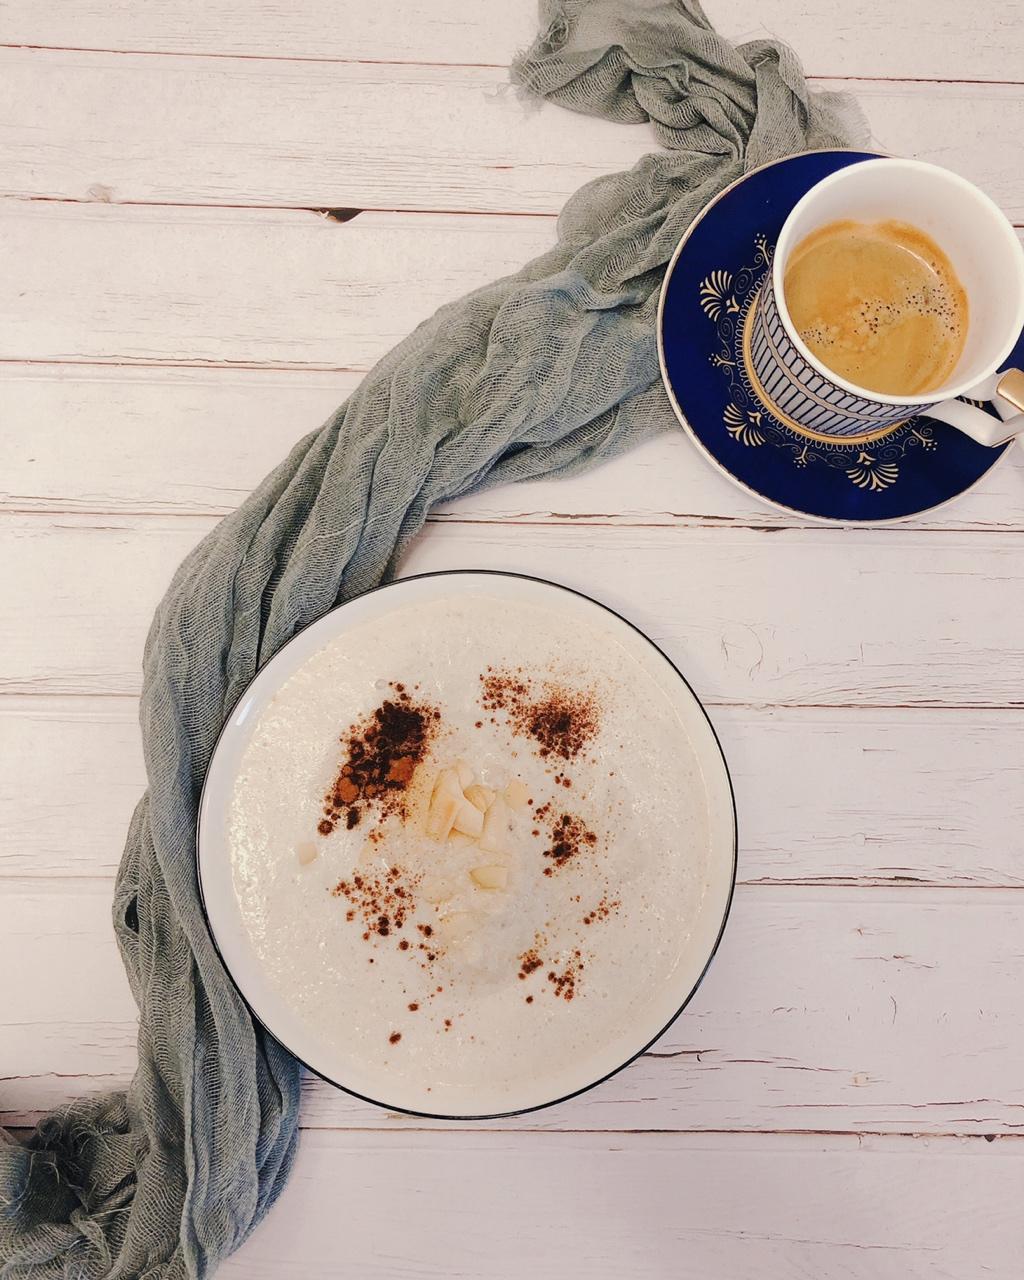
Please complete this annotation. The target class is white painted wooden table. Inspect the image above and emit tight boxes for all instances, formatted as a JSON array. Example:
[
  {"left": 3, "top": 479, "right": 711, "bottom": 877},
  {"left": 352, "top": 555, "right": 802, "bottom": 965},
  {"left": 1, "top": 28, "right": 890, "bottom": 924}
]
[{"left": 3, "top": 1, "right": 1024, "bottom": 1274}]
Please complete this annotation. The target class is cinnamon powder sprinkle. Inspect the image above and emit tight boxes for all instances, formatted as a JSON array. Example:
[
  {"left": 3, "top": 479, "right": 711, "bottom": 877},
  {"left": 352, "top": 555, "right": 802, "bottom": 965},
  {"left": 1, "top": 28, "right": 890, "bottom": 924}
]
[
  {"left": 582, "top": 894, "right": 621, "bottom": 926},
  {"left": 319, "top": 684, "right": 437, "bottom": 836},
  {"left": 332, "top": 865, "right": 435, "bottom": 959},
  {"left": 389, "top": 1032, "right": 402, "bottom": 1045},
  {"left": 516, "top": 938, "right": 586, "bottom": 1001},
  {"left": 479, "top": 669, "right": 599, "bottom": 761},
  {"left": 547, "top": 953, "right": 584, "bottom": 1001},
  {"left": 542, "top": 812, "right": 598, "bottom": 875}
]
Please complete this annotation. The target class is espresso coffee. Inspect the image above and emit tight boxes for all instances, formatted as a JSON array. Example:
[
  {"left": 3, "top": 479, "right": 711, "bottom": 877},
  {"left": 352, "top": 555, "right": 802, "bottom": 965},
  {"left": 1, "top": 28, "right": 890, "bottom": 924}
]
[{"left": 783, "top": 218, "right": 968, "bottom": 396}]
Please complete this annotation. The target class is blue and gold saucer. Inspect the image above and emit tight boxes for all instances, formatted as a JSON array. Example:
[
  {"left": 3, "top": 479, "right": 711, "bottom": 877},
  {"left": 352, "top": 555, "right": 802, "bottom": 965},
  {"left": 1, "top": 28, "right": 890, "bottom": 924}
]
[{"left": 658, "top": 150, "right": 1019, "bottom": 522}]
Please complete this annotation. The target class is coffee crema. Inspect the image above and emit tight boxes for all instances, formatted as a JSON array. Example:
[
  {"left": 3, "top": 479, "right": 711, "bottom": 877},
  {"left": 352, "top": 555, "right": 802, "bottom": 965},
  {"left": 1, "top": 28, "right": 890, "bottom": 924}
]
[{"left": 783, "top": 218, "right": 968, "bottom": 396}]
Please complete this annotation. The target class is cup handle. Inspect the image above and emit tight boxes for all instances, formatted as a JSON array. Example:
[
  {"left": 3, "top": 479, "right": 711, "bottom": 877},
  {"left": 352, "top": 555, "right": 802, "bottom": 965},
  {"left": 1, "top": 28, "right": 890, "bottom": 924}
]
[{"left": 925, "top": 369, "right": 1024, "bottom": 448}]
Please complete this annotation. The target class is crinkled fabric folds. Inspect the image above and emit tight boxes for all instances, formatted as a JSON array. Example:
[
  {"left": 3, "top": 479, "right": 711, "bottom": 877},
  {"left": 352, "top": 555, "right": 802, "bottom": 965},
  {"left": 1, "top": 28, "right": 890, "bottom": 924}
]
[{"left": 0, "top": 3, "right": 863, "bottom": 1276}]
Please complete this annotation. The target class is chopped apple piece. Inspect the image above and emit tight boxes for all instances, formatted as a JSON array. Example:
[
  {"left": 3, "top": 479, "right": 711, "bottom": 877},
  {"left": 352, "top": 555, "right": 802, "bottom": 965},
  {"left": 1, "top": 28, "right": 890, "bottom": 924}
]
[
  {"left": 504, "top": 778, "right": 530, "bottom": 811},
  {"left": 438, "top": 910, "right": 477, "bottom": 942},
  {"left": 426, "top": 769, "right": 463, "bottom": 840},
  {"left": 452, "top": 799, "right": 484, "bottom": 839},
  {"left": 479, "top": 795, "right": 511, "bottom": 856},
  {"left": 421, "top": 873, "right": 458, "bottom": 903},
  {"left": 454, "top": 759, "right": 474, "bottom": 789},
  {"left": 296, "top": 841, "right": 318, "bottom": 867},
  {"left": 455, "top": 936, "right": 484, "bottom": 965},
  {"left": 431, "top": 794, "right": 461, "bottom": 841},
  {"left": 425, "top": 769, "right": 447, "bottom": 830},
  {"left": 464, "top": 783, "right": 496, "bottom": 812},
  {"left": 470, "top": 864, "right": 509, "bottom": 891}
]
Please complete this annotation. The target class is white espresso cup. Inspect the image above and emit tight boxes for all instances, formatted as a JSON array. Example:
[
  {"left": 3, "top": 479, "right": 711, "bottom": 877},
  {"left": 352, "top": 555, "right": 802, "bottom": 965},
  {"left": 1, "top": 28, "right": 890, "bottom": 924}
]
[{"left": 746, "top": 158, "right": 1024, "bottom": 447}]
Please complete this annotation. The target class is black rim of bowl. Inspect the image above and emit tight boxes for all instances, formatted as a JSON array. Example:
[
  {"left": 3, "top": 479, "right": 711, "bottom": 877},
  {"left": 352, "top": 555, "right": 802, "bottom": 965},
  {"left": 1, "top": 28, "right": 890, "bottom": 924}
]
[{"left": 196, "top": 568, "right": 739, "bottom": 1120}]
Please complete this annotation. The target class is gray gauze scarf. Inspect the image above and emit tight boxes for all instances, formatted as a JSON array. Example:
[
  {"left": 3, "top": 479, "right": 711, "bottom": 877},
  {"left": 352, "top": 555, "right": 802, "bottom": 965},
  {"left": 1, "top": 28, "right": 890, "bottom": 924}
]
[{"left": 0, "top": 3, "right": 864, "bottom": 1276}]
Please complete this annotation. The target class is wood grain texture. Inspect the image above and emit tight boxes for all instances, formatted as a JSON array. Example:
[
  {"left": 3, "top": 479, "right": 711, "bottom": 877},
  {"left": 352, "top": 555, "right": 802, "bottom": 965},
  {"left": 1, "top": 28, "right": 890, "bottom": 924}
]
[
  {"left": 218, "top": 1131, "right": 1024, "bottom": 1280},
  {"left": 0, "top": 50, "right": 649, "bottom": 215},
  {"left": 3, "top": 51, "right": 1023, "bottom": 217},
  {"left": 4, "top": 695, "right": 1022, "bottom": 888},
  {"left": 5, "top": 366, "right": 1024, "bottom": 531},
  {"left": 3, "top": 515, "right": 1024, "bottom": 707},
  {"left": 0, "top": 366, "right": 361, "bottom": 516},
  {"left": 400, "top": 523, "right": 1024, "bottom": 710},
  {"left": 3, "top": 0, "right": 1022, "bottom": 82},
  {"left": 6, "top": 880, "right": 1024, "bottom": 1137},
  {"left": 0, "top": 202, "right": 553, "bottom": 369}
]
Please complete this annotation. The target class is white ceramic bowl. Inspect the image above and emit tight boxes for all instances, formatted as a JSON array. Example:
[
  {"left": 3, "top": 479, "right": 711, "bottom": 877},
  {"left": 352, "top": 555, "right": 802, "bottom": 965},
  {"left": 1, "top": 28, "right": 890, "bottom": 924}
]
[{"left": 197, "top": 571, "right": 737, "bottom": 1118}]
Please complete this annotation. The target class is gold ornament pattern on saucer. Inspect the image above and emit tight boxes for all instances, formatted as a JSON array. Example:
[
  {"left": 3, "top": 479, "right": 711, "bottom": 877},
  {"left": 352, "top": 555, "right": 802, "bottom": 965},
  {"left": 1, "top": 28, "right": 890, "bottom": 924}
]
[{"left": 698, "top": 235, "right": 940, "bottom": 494}]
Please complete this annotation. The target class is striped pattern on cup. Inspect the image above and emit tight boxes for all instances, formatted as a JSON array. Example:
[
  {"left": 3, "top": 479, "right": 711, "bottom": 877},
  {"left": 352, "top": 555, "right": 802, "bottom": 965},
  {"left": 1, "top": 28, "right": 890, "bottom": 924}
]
[{"left": 746, "top": 278, "right": 930, "bottom": 439}]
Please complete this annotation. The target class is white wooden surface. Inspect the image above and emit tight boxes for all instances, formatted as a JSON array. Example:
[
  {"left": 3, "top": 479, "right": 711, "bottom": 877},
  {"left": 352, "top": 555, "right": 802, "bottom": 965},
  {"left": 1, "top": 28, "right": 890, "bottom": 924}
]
[{"left": 2, "top": 0, "right": 1024, "bottom": 1275}]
